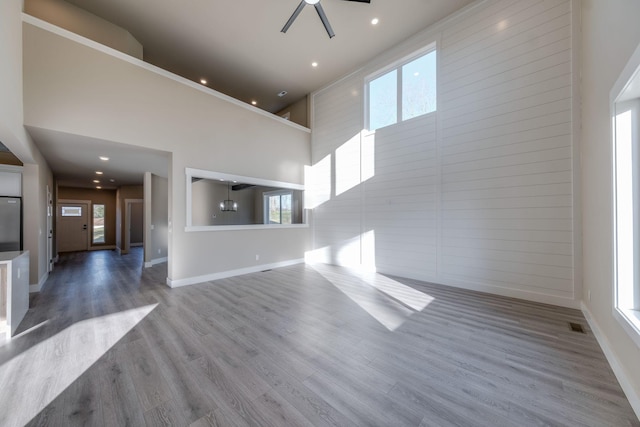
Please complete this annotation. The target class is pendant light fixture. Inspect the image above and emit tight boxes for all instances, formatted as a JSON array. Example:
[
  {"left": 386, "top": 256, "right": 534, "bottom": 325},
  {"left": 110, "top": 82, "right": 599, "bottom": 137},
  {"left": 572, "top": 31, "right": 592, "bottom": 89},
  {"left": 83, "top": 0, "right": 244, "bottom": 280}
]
[{"left": 220, "top": 182, "right": 238, "bottom": 212}]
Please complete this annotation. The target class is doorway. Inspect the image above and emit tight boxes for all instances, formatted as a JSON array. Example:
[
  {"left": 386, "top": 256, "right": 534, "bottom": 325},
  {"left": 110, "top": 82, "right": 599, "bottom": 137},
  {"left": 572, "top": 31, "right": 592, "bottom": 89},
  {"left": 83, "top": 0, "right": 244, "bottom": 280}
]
[
  {"left": 57, "top": 202, "right": 89, "bottom": 252},
  {"left": 125, "top": 199, "right": 144, "bottom": 252}
]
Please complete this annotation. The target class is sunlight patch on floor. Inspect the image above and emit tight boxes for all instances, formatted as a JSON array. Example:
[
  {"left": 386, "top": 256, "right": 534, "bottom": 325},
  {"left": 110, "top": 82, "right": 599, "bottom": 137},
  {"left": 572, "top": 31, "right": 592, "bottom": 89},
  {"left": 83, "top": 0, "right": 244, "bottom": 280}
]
[
  {"left": 309, "top": 263, "right": 434, "bottom": 331},
  {"left": 0, "top": 303, "right": 157, "bottom": 427}
]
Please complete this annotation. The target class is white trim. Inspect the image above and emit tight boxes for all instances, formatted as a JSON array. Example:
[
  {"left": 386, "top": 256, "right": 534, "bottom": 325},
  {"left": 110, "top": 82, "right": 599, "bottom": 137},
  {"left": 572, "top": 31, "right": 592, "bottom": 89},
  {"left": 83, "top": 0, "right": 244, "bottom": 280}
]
[
  {"left": 144, "top": 257, "right": 167, "bottom": 268},
  {"left": 186, "top": 224, "right": 308, "bottom": 232},
  {"left": 29, "top": 272, "right": 48, "bottom": 293},
  {"left": 582, "top": 303, "right": 640, "bottom": 420},
  {"left": 570, "top": 0, "right": 583, "bottom": 302},
  {"left": 382, "top": 268, "right": 580, "bottom": 309},
  {"left": 185, "top": 168, "right": 306, "bottom": 228},
  {"left": 186, "top": 168, "right": 305, "bottom": 191},
  {"left": 613, "top": 308, "right": 640, "bottom": 348},
  {"left": 167, "top": 258, "right": 305, "bottom": 288},
  {"left": 22, "top": 14, "right": 311, "bottom": 134},
  {"left": 610, "top": 37, "right": 640, "bottom": 347}
]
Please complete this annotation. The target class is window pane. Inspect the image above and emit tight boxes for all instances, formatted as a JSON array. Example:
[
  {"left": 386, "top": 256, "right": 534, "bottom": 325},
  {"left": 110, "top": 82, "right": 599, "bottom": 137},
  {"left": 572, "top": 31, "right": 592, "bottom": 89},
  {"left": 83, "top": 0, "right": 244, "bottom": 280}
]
[
  {"left": 61, "top": 206, "right": 82, "bottom": 217},
  {"left": 268, "top": 196, "right": 280, "bottom": 224},
  {"left": 93, "top": 204, "right": 105, "bottom": 244},
  {"left": 369, "top": 69, "right": 397, "bottom": 131},
  {"left": 402, "top": 50, "right": 437, "bottom": 121},
  {"left": 281, "top": 194, "right": 292, "bottom": 225}
]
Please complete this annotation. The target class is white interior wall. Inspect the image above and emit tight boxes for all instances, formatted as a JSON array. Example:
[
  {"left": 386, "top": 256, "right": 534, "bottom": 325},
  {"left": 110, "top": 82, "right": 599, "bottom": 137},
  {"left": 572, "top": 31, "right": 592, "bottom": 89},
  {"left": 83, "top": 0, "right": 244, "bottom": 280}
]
[
  {"left": 24, "top": 0, "right": 142, "bottom": 59},
  {"left": 581, "top": 0, "right": 640, "bottom": 417},
  {"left": 151, "top": 174, "right": 168, "bottom": 260},
  {"left": 310, "top": 0, "right": 579, "bottom": 307},
  {"left": 22, "top": 17, "right": 310, "bottom": 284},
  {"left": 0, "top": 0, "right": 53, "bottom": 291}
]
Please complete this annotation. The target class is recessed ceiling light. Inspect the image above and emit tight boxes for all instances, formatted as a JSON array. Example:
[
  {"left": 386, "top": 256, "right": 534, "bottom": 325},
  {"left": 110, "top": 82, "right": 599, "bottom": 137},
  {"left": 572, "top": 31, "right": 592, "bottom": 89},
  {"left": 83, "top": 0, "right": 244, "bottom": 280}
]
[
  {"left": 311, "top": 62, "right": 318, "bottom": 68},
  {"left": 251, "top": 100, "right": 257, "bottom": 105},
  {"left": 99, "top": 156, "right": 109, "bottom": 161},
  {"left": 110, "top": 179, "right": 115, "bottom": 182},
  {"left": 277, "top": 90, "right": 288, "bottom": 97},
  {"left": 96, "top": 186, "right": 102, "bottom": 189},
  {"left": 371, "top": 18, "right": 379, "bottom": 25},
  {"left": 414, "top": 72, "right": 420, "bottom": 77},
  {"left": 96, "top": 171, "right": 103, "bottom": 175},
  {"left": 93, "top": 180, "right": 100, "bottom": 183},
  {"left": 200, "top": 78, "right": 208, "bottom": 85}
]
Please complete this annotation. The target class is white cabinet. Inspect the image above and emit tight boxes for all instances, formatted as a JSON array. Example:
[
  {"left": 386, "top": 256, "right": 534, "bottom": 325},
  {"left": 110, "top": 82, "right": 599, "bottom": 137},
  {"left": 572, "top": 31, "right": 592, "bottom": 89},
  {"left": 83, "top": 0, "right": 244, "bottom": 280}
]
[{"left": 0, "top": 171, "right": 21, "bottom": 197}]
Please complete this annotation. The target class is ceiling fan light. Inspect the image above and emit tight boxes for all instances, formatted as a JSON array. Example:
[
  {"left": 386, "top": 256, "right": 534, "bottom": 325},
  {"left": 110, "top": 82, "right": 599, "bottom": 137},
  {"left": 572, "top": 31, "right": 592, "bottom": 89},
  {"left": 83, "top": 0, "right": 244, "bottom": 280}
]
[{"left": 305, "top": 0, "right": 320, "bottom": 4}]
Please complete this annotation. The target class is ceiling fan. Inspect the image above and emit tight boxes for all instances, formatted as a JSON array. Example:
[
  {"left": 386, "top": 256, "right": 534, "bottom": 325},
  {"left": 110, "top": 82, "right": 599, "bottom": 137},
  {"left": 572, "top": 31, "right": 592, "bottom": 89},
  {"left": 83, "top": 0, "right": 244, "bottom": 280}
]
[{"left": 281, "top": 0, "right": 371, "bottom": 39}]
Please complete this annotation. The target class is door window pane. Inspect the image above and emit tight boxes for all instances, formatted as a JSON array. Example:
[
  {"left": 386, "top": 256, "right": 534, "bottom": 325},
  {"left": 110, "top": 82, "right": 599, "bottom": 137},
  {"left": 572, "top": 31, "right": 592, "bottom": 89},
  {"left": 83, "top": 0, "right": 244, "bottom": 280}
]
[{"left": 61, "top": 206, "right": 82, "bottom": 217}]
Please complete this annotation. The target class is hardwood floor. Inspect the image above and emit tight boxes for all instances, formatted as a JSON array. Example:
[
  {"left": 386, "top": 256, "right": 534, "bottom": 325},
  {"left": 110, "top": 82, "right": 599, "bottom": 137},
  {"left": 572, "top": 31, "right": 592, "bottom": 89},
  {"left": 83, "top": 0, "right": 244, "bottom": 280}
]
[{"left": 0, "top": 248, "right": 637, "bottom": 426}]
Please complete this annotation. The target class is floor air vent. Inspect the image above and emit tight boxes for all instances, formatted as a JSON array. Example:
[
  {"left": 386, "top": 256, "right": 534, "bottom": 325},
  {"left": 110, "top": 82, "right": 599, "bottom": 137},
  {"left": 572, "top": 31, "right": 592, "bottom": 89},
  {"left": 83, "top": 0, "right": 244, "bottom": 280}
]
[{"left": 569, "top": 322, "right": 585, "bottom": 333}]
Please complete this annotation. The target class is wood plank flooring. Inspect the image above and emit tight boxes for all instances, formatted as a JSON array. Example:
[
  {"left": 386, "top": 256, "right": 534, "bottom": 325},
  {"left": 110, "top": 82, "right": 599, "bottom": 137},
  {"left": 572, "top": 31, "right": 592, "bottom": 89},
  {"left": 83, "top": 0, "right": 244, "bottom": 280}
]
[{"left": 0, "top": 248, "right": 637, "bottom": 426}]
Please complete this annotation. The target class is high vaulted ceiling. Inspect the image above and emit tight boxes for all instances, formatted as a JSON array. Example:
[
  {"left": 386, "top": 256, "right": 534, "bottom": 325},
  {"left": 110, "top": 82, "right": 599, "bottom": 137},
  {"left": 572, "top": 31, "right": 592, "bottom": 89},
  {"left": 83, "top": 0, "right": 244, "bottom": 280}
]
[
  {"left": 63, "top": 0, "right": 476, "bottom": 113},
  {"left": 23, "top": 0, "right": 476, "bottom": 189}
]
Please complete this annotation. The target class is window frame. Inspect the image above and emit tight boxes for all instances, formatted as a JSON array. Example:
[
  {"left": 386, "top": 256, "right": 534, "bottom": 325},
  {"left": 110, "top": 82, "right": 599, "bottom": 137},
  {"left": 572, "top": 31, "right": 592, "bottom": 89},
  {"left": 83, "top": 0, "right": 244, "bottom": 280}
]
[
  {"left": 184, "top": 168, "right": 307, "bottom": 232},
  {"left": 611, "top": 41, "right": 640, "bottom": 349},
  {"left": 365, "top": 42, "right": 437, "bottom": 132},
  {"left": 263, "top": 190, "right": 294, "bottom": 225}
]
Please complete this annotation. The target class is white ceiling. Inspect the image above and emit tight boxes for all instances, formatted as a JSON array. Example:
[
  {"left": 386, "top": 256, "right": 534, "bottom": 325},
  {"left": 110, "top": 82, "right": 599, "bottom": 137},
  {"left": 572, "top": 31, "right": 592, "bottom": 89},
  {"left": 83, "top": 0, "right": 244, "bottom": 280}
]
[
  {"left": 64, "top": 0, "right": 476, "bottom": 113},
  {"left": 27, "top": 127, "right": 170, "bottom": 189},
  {"left": 25, "top": 0, "right": 476, "bottom": 188}
]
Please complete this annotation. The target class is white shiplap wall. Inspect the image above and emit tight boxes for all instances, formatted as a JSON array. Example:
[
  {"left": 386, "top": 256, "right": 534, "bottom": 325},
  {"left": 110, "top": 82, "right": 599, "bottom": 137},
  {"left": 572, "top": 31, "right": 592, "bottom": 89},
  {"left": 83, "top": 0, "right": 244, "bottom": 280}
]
[{"left": 309, "top": 0, "right": 578, "bottom": 307}]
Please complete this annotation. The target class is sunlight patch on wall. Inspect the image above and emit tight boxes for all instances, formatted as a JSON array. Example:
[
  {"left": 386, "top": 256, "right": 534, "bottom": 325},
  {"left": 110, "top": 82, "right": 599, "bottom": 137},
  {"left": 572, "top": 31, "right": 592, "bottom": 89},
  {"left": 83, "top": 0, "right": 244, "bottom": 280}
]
[
  {"left": 336, "top": 234, "right": 362, "bottom": 266},
  {"left": 361, "top": 131, "right": 376, "bottom": 182},
  {"left": 361, "top": 229, "right": 376, "bottom": 272},
  {"left": 304, "top": 154, "right": 331, "bottom": 209},
  {"left": 305, "top": 244, "right": 332, "bottom": 264},
  {"left": 336, "top": 133, "right": 362, "bottom": 196},
  {"left": 0, "top": 303, "right": 157, "bottom": 427},
  {"left": 334, "top": 130, "right": 376, "bottom": 197}
]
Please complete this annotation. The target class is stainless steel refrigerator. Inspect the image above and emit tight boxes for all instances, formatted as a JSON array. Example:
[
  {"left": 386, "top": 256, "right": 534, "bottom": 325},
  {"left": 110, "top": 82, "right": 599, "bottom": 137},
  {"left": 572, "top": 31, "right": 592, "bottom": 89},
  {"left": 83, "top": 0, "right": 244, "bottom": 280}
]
[{"left": 0, "top": 197, "right": 22, "bottom": 252}]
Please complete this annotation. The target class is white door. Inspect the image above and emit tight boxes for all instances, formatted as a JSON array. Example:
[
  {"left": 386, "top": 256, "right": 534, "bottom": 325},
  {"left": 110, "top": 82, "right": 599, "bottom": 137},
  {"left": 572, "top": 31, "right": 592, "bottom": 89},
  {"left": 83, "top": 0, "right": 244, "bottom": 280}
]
[{"left": 58, "top": 204, "right": 89, "bottom": 252}]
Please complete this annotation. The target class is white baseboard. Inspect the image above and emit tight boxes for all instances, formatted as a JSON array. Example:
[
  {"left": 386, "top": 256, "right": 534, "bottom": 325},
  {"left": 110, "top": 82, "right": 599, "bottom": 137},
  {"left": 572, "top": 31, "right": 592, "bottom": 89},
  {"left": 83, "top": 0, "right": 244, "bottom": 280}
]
[
  {"left": 322, "top": 262, "right": 581, "bottom": 309},
  {"left": 581, "top": 303, "right": 640, "bottom": 420},
  {"left": 29, "top": 272, "right": 49, "bottom": 293},
  {"left": 166, "top": 259, "right": 305, "bottom": 288},
  {"left": 144, "top": 257, "right": 167, "bottom": 268}
]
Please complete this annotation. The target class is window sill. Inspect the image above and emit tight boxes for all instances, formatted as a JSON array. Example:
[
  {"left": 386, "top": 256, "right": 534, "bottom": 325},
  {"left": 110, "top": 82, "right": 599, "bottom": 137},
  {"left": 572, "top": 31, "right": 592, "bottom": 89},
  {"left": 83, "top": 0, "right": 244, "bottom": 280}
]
[
  {"left": 185, "top": 224, "right": 308, "bottom": 232},
  {"left": 613, "top": 307, "right": 640, "bottom": 349}
]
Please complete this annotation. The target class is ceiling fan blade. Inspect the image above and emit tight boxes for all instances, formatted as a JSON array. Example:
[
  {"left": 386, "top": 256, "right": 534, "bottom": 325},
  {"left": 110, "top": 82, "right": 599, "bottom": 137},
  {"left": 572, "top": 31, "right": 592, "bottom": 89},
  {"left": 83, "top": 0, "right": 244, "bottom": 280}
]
[
  {"left": 281, "top": 0, "right": 307, "bottom": 33},
  {"left": 343, "top": 0, "right": 371, "bottom": 3},
  {"left": 314, "top": 3, "right": 335, "bottom": 38}
]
